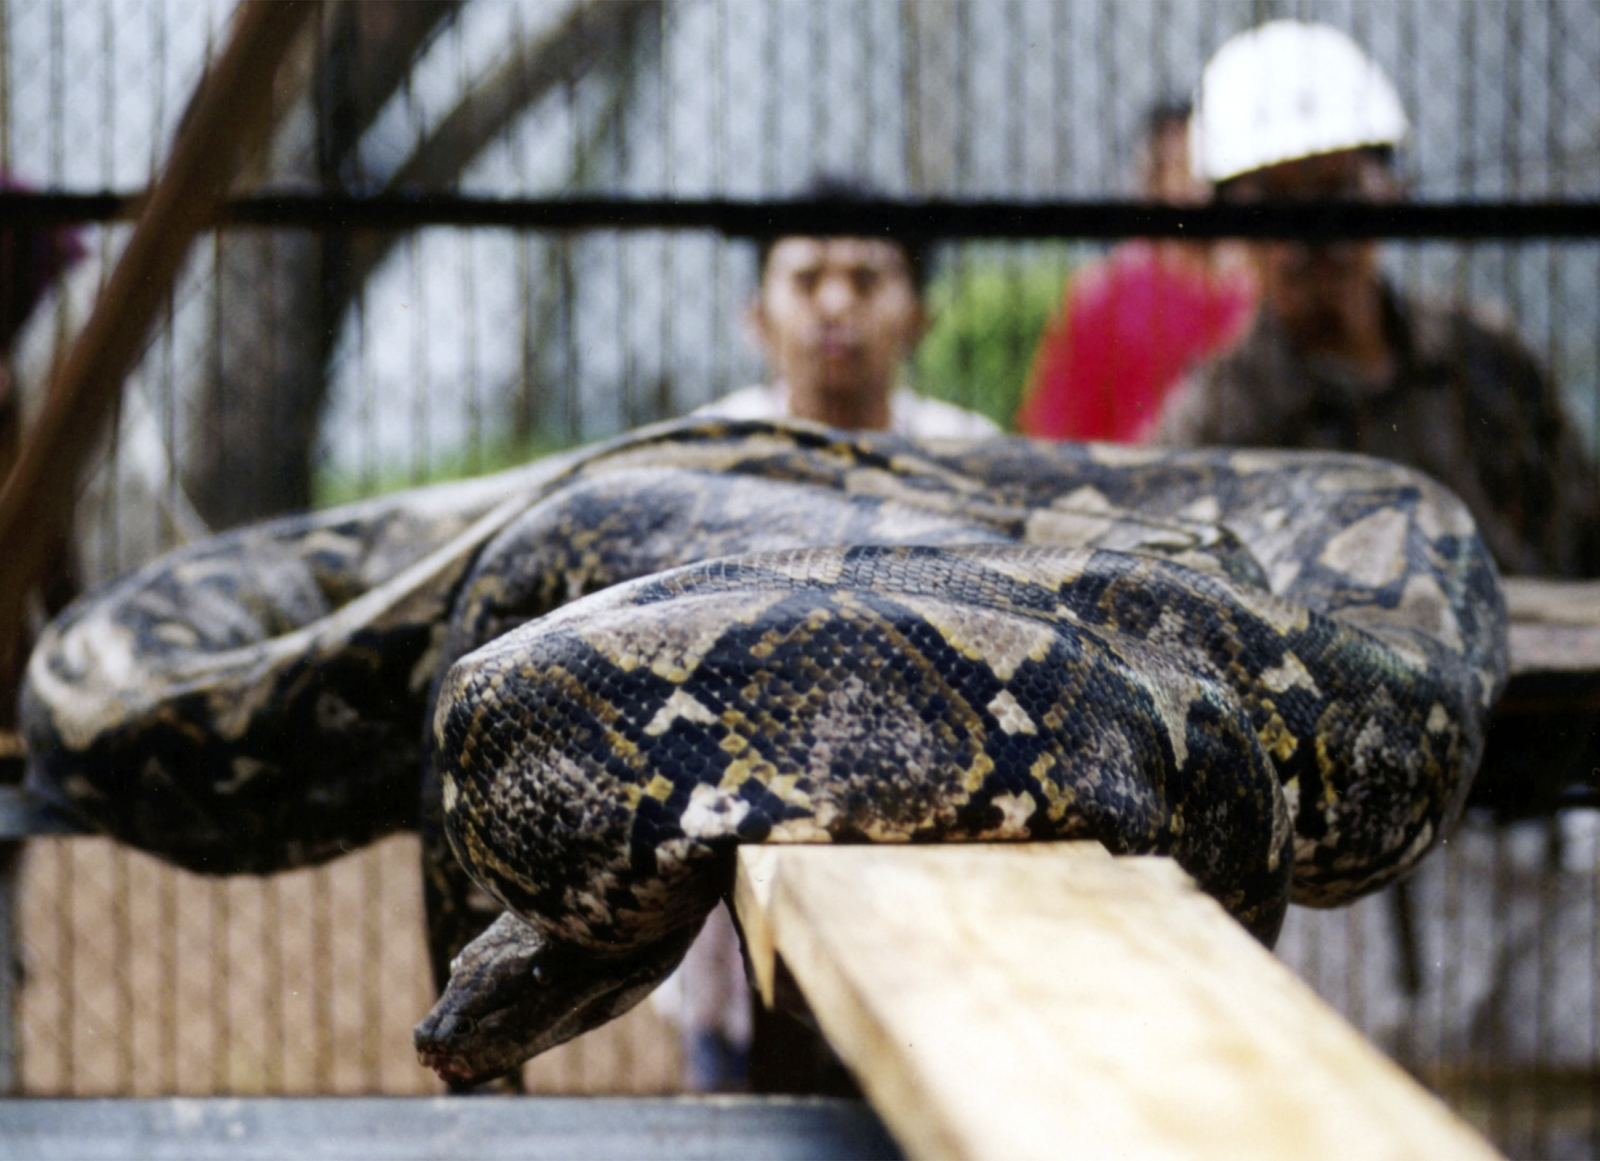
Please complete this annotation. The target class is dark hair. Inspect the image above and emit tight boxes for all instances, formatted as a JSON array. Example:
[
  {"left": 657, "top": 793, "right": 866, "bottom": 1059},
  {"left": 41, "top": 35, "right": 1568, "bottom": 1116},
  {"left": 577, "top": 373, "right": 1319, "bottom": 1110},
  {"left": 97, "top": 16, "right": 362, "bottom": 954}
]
[
  {"left": 1143, "top": 100, "right": 1194, "bottom": 141},
  {"left": 754, "top": 175, "right": 930, "bottom": 294},
  {"left": 1213, "top": 143, "right": 1397, "bottom": 201},
  {"left": 1366, "top": 144, "right": 1397, "bottom": 170}
]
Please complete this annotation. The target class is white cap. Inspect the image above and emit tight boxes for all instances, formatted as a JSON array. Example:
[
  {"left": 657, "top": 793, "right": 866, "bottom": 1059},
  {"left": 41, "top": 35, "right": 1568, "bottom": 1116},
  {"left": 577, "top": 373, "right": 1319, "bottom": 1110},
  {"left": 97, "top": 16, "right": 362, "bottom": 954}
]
[{"left": 1190, "top": 21, "right": 1408, "bottom": 183}]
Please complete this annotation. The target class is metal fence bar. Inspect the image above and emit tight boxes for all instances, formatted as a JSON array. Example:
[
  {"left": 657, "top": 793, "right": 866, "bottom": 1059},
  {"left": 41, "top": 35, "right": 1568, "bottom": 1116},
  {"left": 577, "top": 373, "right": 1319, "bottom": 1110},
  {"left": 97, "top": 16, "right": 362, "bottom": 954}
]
[
  {"left": 0, "top": 1095, "right": 905, "bottom": 1161},
  {"left": 5, "top": 190, "right": 1600, "bottom": 239}
]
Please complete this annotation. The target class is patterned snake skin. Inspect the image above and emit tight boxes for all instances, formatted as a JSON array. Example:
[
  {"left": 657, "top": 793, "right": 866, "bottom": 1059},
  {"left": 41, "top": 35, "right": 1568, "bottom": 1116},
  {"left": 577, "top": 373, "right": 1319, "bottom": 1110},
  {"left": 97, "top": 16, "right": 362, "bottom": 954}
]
[{"left": 18, "top": 419, "right": 1506, "bottom": 1083}]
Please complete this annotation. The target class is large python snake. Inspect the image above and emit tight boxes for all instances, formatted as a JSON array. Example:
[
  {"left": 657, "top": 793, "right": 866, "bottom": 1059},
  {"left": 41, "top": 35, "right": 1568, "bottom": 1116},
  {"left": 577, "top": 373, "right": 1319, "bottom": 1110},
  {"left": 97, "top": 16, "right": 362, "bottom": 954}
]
[{"left": 19, "top": 419, "right": 1506, "bottom": 1083}]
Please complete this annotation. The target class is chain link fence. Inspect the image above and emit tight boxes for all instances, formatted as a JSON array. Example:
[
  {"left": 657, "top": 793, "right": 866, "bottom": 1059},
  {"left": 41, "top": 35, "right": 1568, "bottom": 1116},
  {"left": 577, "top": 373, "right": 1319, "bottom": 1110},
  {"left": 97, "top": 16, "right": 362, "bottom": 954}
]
[{"left": 2, "top": 1, "right": 1599, "bottom": 1155}]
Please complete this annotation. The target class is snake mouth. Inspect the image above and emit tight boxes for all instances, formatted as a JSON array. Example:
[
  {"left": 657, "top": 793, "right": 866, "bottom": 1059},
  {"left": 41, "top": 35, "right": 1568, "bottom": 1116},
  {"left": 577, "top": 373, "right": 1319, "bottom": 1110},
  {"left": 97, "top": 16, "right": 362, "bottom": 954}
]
[
  {"left": 414, "top": 1021, "right": 464, "bottom": 1080},
  {"left": 416, "top": 1045, "right": 499, "bottom": 1085},
  {"left": 417, "top": 1048, "right": 521, "bottom": 1088},
  {"left": 415, "top": 1046, "right": 471, "bottom": 1083},
  {"left": 414, "top": 1010, "right": 521, "bottom": 1084}
]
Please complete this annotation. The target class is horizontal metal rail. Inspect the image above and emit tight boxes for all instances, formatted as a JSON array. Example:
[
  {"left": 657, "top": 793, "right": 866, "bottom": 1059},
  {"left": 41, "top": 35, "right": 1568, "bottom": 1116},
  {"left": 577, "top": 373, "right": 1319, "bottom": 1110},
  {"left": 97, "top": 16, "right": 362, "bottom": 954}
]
[
  {"left": 0, "top": 1095, "right": 903, "bottom": 1161},
  {"left": 0, "top": 785, "right": 85, "bottom": 839},
  {"left": 4, "top": 190, "right": 1600, "bottom": 239}
]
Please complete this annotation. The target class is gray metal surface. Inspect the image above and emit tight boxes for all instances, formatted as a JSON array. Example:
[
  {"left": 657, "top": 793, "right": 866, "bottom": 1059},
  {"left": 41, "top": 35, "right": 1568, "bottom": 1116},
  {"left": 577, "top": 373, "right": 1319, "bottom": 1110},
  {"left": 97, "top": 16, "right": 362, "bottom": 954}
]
[
  {"left": 0, "top": 1095, "right": 905, "bottom": 1160},
  {"left": 0, "top": 786, "right": 88, "bottom": 839}
]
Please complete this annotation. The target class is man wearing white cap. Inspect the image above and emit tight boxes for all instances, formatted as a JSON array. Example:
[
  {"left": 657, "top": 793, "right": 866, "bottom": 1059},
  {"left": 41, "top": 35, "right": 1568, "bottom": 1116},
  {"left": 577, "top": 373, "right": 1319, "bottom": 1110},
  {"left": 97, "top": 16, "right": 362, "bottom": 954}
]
[{"left": 1151, "top": 21, "right": 1599, "bottom": 577}]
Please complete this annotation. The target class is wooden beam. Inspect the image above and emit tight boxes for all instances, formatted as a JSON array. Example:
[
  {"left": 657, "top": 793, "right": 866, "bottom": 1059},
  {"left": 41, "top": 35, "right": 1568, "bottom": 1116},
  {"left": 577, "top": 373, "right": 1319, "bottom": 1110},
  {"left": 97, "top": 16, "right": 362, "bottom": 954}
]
[
  {"left": 735, "top": 843, "right": 1501, "bottom": 1161},
  {"left": 1503, "top": 577, "right": 1600, "bottom": 627},
  {"left": 1504, "top": 577, "right": 1600, "bottom": 677},
  {"left": 733, "top": 845, "right": 782, "bottom": 1008}
]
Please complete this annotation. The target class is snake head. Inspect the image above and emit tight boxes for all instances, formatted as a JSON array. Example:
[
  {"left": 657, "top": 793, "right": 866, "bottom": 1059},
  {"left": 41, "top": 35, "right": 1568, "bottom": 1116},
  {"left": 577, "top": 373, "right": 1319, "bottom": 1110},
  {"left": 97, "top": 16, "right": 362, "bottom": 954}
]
[{"left": 415, "top": 910, "right": 695, "bottom": 1085}]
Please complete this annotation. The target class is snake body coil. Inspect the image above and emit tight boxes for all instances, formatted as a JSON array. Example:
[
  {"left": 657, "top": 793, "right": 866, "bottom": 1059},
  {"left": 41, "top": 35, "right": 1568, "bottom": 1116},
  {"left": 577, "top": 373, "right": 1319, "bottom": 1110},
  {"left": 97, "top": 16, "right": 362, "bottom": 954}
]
[{"left": 19, "top": 420, "right": 1506, "bottom": 1082}]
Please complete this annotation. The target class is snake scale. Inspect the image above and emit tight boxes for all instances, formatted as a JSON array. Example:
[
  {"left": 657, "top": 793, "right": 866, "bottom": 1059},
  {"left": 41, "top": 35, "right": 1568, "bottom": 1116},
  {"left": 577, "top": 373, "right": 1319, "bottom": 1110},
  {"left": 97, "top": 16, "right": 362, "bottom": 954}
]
[{"left": 19, "top": 419, "right": 1506, "bottom": 1083}]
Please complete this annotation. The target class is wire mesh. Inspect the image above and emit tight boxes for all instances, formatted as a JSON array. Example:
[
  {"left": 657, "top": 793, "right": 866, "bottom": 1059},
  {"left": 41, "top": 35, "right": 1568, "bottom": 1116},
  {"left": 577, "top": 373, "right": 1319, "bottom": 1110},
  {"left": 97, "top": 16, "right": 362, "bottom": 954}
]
[
  {"left": 12, "top": 835, "right": 682, "bottom": 1095},
  {"left": 1, "top": 1, "right": 1598, "bottom": 1153}
]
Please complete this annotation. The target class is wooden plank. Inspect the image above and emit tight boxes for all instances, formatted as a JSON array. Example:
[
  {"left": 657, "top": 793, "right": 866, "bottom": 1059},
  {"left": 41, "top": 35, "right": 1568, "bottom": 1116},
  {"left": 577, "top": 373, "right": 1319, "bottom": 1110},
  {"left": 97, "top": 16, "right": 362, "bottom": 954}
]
[
  {"left": 735, "top": 843, "right": 1502, "bottom": 1161},
  {"left": 1508, "top": 622, "right": 1600, "bottom": 679},
  {"left": 1505, "top": 578, "right": 1600, "bottom": 676},
  {"left": 1503, "top": 577, "right": 1600, "bottom": 627},
  {"left": 732, "top": 845, "right": 781, "bottom": 1008}
]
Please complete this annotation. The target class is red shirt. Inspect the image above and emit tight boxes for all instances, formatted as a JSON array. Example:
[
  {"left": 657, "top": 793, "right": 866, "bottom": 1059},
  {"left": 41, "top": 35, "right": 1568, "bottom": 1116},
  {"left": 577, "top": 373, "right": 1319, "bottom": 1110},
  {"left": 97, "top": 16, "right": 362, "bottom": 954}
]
[{"left": 1017, "top": 242, "right": 1256, "bottom": 443}]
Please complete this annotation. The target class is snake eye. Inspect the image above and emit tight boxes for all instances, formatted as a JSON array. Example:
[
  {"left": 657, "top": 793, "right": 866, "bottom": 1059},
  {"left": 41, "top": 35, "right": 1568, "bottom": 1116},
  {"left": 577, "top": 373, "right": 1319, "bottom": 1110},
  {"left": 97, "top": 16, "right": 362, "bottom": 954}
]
[{"left": 531, "top": 964, "right": 553, "bottom": 987}]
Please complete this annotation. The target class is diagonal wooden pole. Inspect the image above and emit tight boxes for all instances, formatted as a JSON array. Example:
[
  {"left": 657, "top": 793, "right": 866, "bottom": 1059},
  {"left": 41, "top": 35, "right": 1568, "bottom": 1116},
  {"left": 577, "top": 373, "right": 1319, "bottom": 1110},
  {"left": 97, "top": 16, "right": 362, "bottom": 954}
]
[{"left": 0, "top": 0, "right": 317, "bottom": 657}]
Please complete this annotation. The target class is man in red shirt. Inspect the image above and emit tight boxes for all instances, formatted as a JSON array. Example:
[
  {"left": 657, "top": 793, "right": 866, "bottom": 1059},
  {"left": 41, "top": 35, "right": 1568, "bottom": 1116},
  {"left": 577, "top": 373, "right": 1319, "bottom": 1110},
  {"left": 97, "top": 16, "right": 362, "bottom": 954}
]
[{"left": 1016, "top": 106, "right": 1256, "bottom": 443}]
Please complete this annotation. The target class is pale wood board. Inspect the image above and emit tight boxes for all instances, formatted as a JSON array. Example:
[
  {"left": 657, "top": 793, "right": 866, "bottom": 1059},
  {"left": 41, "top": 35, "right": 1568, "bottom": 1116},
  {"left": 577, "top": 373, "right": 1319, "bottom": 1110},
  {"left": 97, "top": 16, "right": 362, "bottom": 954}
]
[
  {"left": 736, "top": 843, "right": 1502, "bottom": 1161},
  {"left": 1504, "top": 578, "right": 1600, "bottom": 675},
  {"left": 1508, "top": 621, "right": 1600, "bottom": 676},
  {"left": 731, "top": 845, "right": 781, "bottom": 1008},
  {"left": 1503, "top": 577, "right": 1600, "bottom": 626}
]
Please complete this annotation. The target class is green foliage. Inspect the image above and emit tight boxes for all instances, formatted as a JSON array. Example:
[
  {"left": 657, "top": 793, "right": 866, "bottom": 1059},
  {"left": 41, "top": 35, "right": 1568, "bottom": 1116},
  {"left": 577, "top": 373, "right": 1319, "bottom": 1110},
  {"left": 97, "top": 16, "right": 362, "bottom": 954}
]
[
  {"left": 912, "top": 248, "right": 1075, "bottom": 431},
  {"left": 315, "top": 248, "right": 1078, "bottom": 507},
  {"left": 313, "top": 431, "right": 579, "bottom": 509}
]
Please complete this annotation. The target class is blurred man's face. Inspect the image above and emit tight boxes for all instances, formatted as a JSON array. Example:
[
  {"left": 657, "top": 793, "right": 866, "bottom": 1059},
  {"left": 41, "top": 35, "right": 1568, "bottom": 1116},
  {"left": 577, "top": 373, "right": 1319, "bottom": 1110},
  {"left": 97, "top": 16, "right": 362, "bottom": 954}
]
[
  {"left": 752, "top": 237, "right": 926, "bottom": 408},
  {"left": 1219, "top": 148, "right": 1398, "bottom": 353},
  {"left": 1142, "top": 121, "right": 1207, "bottom": 205}
]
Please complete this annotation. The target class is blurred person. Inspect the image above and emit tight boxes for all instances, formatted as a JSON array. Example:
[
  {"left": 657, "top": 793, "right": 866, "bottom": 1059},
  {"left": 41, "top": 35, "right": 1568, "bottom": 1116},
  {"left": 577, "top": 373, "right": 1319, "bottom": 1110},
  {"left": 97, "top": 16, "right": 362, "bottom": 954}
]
[
  {"left": 1014, "top": 104, "right": 1257, "bottom": 442},
  {"left": 1155, "top": 24, "right": 1600, "bottom": 1088},
  {"left": 661, "top": 188, "right": 997, "bottom": 1092},
  {"left": 1150, "top": 21, "right": 1600, "bottom": 577},
  {"left": 694, "top": 182, "right": 998, "bottom": 439}
]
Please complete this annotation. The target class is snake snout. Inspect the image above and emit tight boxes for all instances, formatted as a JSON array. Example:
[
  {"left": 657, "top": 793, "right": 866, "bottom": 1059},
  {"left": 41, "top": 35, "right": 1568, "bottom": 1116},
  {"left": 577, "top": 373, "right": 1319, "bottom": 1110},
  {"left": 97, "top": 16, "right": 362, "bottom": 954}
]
[
  {"left": 414, "top": 1008, "right": 477, "bottom": 1046},
  {"left": 414, "top": 1006, "right": 486, "bottom": 1081}
]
